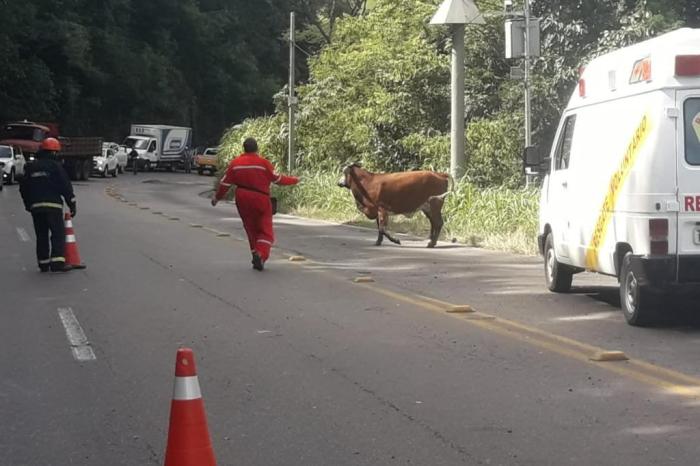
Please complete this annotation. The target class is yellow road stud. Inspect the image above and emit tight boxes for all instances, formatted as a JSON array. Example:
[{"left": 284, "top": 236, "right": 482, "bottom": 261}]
[
  {"left": 447, "top": 305, "right": 474, "bottom": 313},
  {"left": 289, "top": 256, "right": 306, "bottom": 262},
  {"left": 189, "top": 224, "right": 203, "bottom": 228},
  {"left": 168, "top": 217, "right": 180, "bottom": 221},
  {"left": 216, "top": 232, "right": 231, "bottom": 237},
  {"left": 590, "top": 350, "right": 629, "bottom": 362}
]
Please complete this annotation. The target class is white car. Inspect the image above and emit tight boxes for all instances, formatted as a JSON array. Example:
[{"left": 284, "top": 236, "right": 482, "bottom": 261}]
[
  {"left": 0, "top": 145, "right": 26, "bottom": 185},
  {"left": 92, "top": 147, "right": 119, "bottom": 178},
  {"left": 103, "top": 142, "right": 127, "bottom": 173}
]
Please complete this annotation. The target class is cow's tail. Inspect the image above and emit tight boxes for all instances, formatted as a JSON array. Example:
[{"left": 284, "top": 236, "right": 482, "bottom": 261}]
[{"left": 433, "top": 173, "right": 454, "bottom": 200}]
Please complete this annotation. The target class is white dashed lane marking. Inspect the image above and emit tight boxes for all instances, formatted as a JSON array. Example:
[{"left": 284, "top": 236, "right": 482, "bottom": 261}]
[
  {"left": 16, "top": 227, "right": 30, "bottom": 242},
  {"left": 57, "top": 307, "right": 96, "bottom": 361}
]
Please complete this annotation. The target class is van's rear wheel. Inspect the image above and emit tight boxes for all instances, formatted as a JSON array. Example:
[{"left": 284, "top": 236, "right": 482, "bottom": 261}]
[
  {"left": 544, "top": 233, "right": 573, "bottom": 292},
  {"left": 620, "top": 253, "right": 657, "bottom": 326}
]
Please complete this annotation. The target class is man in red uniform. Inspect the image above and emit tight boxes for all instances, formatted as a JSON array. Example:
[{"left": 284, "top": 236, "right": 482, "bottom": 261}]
[{"left": 211, "top": 137, "right": 299, "bottom": 271}]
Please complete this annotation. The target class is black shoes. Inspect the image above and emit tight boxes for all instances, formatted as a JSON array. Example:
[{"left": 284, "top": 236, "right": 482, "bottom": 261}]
[
  {"left": 50, "top": 263, "right": 74, "bottom": 273},
  {"left": 251, "top": 252, "right": 264, "bottom": 271}
]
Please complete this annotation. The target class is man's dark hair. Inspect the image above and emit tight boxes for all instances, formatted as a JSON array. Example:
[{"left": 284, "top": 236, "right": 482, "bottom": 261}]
[{"left": 243, "top": 137, "right": 258, "bottom": 153}]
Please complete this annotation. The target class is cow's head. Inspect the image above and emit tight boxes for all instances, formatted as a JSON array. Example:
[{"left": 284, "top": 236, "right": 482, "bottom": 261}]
[{"left": 338, "top": 163, "right": 361, "bottom": 189}]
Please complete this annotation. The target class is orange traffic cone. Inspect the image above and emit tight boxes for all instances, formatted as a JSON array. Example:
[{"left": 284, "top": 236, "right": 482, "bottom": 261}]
[
  {"left": 164, "top": 348, "right": 216, "bottom": 466},
  {"left": 63, "top": 213, "right": 86, "bottom": 269}
]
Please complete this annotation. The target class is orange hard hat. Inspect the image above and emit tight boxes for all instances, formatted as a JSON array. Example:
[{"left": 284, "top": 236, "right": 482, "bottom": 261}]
[{"left": 41, "top": 137, "right": 61, "bottom": 152}]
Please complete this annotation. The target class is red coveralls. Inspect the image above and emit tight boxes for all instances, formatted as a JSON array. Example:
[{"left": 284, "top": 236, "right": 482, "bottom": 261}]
[{"left": 214, "top": 153, "right": 298, "bottom": 262}]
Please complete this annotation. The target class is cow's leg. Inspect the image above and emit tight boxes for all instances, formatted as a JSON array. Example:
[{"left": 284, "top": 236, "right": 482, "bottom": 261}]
[
  {"left": 378, "top": 208, "right": 401, "bottom": 245},
  {"left": 425, "top": 197, "right": 445, "bottom": 248},
  {"left": 421, "top": 204, "right": 436, "bottom": 247},
  {"left": 375, "top": 218, "right": 383, "bottom": 246}
]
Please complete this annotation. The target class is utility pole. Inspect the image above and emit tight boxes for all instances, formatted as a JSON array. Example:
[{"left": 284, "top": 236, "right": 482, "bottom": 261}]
[
  {"left": 506, "top": 0, "right": 538, "bottom": 186},
  {"left": 288, "top": 12, "right": 296, "bottom": 171},
  {"left": 523, "top": 0, "right": 532, "bottom": 149},
  {"left": 523, "top": 0, "right": 531, "bottom": 186}
]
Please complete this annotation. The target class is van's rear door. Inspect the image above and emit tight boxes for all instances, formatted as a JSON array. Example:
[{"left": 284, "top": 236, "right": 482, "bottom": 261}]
[{"left": 676, "top": 91, "right": 700, "bottom": 280}]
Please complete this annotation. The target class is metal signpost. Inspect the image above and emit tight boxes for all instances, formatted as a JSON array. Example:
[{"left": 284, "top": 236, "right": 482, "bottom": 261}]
[
  {"left": 431, "top": 0, "right": 484, "bottom": 181},
  {"left": 504, "top": 0, "right": 540, "bottom": 186}
]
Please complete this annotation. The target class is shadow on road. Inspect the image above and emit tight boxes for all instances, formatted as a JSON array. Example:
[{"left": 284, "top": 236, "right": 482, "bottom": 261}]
[{"left": 571, "top": 285, "right": 700, "bottom": 329}]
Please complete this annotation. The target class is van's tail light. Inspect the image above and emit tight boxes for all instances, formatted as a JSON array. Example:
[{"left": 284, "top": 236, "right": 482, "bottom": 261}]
[
  {"left": 649, "top": 218, "right": 668, "bottom": 255},
  {"left": 675, "top": 55, "right": 700, "bottom": 76}
]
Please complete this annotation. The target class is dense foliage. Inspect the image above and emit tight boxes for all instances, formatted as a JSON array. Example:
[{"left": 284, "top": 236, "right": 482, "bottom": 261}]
[
  {"left": 0, "top": 0, "right": 339, "bottom": 144},
  {"left": 221, "top": 0, "right": 700, "bottom": 187}
]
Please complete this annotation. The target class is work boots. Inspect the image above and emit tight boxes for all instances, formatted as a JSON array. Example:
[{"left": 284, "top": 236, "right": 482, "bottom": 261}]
[
  {"left": 251, "top": 252, "right": 264, "bottom": 271},
  {"left": 50, "top": 263, "right": 74, "bottom": 273}
]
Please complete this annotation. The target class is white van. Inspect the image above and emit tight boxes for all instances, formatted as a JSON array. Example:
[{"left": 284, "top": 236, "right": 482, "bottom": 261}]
[{"left": 525, "top": 28, "right": 700, "bottom": 326}]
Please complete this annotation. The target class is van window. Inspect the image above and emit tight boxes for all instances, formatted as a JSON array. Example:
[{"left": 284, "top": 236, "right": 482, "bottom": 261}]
[
  {"left": 148, "top": 141, "right": 157, "bottom": 152},
  {"left": 554, "top": 115, "right": 576, "bottom": 170},
  {"left": 684, "top": 98, "right": 700, "bottom": 165}
]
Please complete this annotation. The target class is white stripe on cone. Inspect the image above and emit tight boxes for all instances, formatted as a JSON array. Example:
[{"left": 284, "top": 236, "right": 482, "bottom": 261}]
[
  {"left": 65, "top": 220, "right": 73, "bottom": 228},
  {"left": 66, "top": 235, "right": 76, "bottom": 243},
  {"left": 173, "top": 376, "right": 202, "bottom": 401}
]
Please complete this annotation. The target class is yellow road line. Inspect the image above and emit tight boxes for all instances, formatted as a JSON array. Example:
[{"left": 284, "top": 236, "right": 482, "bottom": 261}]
[
  {"left": 412, "top": 293, "right": 700, "bottom": 389},
  {"left": 333, "top": 279, "right": 700, "bottom": 401}
]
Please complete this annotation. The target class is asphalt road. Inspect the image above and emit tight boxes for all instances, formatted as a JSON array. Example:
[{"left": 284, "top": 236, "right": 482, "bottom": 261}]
[{"left": 2, "top": 171, "right": 700, "bottom": 465}]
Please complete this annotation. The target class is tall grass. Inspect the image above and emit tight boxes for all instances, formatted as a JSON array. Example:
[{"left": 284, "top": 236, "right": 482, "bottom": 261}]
[{"left": 271, "top": 172, "right": 540, "bottom": 255}]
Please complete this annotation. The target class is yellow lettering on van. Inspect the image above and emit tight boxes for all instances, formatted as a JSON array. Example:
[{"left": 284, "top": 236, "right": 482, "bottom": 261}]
[{"left": 585, "top": 114, "right": 652, "bottom": 270}]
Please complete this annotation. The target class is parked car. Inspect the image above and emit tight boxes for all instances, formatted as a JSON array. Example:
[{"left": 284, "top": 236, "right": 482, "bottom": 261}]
[
  {"left": 195, "top": 147, "right": 219, "bottom": 175},
  {"left": 103, "top": 142, "right": 127, "bottom": 173},
  {"left": 92, "top": 147, "right": 119, "bottom": 178},
  {"left": 0, "top": 144, "right": 26, "bottom": 185}
]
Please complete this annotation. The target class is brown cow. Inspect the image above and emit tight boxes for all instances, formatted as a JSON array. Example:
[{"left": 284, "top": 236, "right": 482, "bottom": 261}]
[{"left": 337, "top": 164, "right": 451, "bottom": 248}]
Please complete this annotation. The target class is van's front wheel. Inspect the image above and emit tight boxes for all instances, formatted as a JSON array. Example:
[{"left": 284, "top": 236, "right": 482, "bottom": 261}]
[
  {"left": 620, "top": 253, "right": 657, "bottom": 326},
  {"left": 544, "top": 233, "right": 572, "bottom": 292}
]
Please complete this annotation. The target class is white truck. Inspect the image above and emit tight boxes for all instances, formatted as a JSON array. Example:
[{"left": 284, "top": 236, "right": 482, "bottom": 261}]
[
  {"left": 525, "top": 28, "right": 700, "bottom": 326},
  {"left": 120, "top": 125, "right": 192, "bottom": 171}
]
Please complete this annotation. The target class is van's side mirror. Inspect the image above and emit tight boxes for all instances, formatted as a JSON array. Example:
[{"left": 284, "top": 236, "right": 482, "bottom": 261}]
[{"left": 523, "top": 146, "right": 549, "bottom": 174}]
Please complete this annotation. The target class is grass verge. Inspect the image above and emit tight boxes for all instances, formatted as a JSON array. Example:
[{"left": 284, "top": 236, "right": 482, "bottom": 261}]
[{"left": 270, "top": 171, "right": 539, "bottom": 255}]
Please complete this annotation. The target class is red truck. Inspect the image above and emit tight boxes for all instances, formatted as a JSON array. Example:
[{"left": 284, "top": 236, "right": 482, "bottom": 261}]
[{"left": 0, "top": 121, "right": 102, "bottom": 180}]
